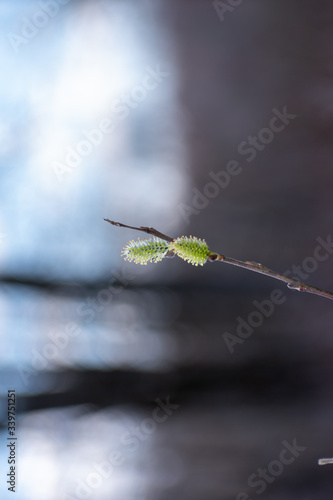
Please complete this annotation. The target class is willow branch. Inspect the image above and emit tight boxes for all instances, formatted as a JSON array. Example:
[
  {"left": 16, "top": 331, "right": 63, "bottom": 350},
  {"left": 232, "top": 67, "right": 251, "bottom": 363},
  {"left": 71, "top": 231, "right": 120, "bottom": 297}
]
[{"left": 105, "top": 219, "right": 333, "bottom": 301}]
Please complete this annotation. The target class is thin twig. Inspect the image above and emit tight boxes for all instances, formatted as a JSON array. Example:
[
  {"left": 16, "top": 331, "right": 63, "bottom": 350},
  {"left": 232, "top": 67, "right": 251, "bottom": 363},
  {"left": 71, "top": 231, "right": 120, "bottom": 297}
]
[
  {"left": 209, "top": 253, "right": 333, "bottom": 301},
  {"left": 104, "top": 219, "right": 174, "bottom": 242},
  {"left": 105, "top": 219, "right": 333, "bottom": 301},
  {"left": 318, "top": 458, "right": 333, "bottom": 465}
]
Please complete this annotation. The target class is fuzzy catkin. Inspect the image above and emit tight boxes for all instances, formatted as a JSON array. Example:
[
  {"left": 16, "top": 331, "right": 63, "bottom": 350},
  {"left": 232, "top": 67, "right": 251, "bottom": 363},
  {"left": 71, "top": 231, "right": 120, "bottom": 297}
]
[{"left": 122, "top": 237, "right": 171, "bottom": 265}]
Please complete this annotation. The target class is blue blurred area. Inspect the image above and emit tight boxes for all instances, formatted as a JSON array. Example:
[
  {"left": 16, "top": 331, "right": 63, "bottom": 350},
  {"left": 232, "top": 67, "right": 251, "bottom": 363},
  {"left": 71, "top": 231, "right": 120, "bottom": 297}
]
[{"left": 0, "top": 0, "right": 186, "bottom": 282}]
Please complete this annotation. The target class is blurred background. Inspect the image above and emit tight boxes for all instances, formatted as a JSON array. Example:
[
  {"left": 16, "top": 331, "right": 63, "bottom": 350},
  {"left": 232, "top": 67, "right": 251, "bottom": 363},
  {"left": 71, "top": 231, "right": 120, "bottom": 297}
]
[{"left": 0, "top": 0, "right": 333, "bottom": 498}]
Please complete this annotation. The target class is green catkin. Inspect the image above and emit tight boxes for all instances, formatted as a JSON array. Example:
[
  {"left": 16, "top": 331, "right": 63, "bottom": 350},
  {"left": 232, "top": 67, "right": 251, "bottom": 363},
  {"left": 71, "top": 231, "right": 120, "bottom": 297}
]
[
  {"left": 121, "top": 237, "right": 171, "bottom": 265},
  {"left": 171, "top": 236, "right": 212, "bottom": 266},
  {"left": 122, "top": 235, "right": 212, "bottom": 266}
]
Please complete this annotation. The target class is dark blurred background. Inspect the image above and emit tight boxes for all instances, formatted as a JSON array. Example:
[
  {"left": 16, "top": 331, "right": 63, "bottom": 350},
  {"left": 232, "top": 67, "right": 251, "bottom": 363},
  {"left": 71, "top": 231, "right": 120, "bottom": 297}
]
[{"left": 0, "top": 0, "right": 333, "bottom": 498}]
